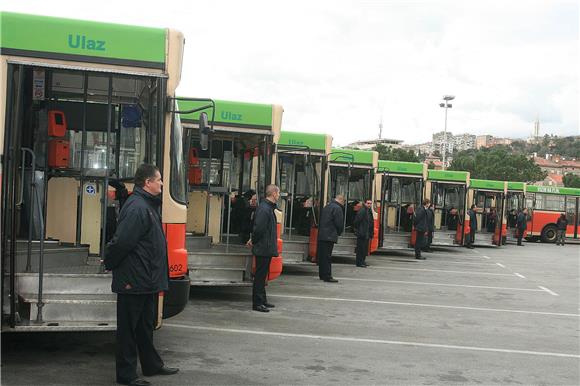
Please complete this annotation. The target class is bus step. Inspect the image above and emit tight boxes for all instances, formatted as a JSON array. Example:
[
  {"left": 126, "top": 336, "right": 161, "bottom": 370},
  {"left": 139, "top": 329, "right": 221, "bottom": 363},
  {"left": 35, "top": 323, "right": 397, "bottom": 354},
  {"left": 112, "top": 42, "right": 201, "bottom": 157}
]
[
  {"left": 281, "top": 240, "right": 309, "bottom": 253},
  {"left": 188, "top": 252, "right": 250, "bottom": 268},
  {"left": 188, "top": 267, "right": 246, "bottom": 284},
  {"left": 14, "top": 246, "right": 90, "bottom": 272},
  {"left": 20, "top": 293, "right": 116, "bottom": 323},
  {"left": 281, "top": 234, "right": 310, "bottom": 242},
  {"left": 16, "top": 270, "right": 111, "bottom": 295},
  {"left": 186, "top": 235, "right": 212, "bottom": 250},
  {"left": 282, "top": 251, "right": 306, "bottom": 264}
]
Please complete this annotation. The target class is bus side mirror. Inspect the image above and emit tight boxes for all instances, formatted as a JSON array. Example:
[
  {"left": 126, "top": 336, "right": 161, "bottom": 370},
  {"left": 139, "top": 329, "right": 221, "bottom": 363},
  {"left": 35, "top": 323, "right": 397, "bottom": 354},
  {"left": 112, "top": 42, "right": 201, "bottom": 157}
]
[{"left": 199, "top": 112, "right": 210, "bottom": 151}]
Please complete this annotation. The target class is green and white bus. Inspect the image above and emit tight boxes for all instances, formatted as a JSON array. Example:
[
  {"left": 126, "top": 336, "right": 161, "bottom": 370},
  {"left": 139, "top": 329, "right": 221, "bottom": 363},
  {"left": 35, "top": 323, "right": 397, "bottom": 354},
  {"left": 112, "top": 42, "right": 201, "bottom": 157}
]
[
  {"left": 177, "top": 98, "right": 284, "bottom": 285},
  {"left": 1, "top": 12, "right": 189, "bottom": 331},
  {"left": 375, "top": 160, "right": 426, "bottom": 250},
  {"left": 277, "top": 131, "right": 332, "bottom": 263}
]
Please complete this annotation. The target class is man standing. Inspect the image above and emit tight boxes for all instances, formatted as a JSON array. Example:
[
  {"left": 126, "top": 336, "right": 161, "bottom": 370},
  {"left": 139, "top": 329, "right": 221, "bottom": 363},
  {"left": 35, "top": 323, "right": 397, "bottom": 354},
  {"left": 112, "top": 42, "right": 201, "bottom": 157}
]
[
  {"left": 105, "top": 164, "right": 178, "bottom": 386},
  {"left": 317, "top": 195, "right": 345, "bottom": 282},
  {"left": 248, "top": 184, "right": 280, "bottom": 312},
  {"left": 423, "top": 204, "right": 435, "bottom": 253},
  {"left": 516, "top": 208, "right": 528, "bottom": 246},
  {"left": 413, "top": 199, "right": 430, "bottom": 260},
  {"left": 353, "top": 199, "right": 374, "bottom": 267},
  {"left": 556, "top": 213, "right": 568, "bottom": 246},
  {"left": 466, "top": 204, "right": 478, "bottom": 249}
]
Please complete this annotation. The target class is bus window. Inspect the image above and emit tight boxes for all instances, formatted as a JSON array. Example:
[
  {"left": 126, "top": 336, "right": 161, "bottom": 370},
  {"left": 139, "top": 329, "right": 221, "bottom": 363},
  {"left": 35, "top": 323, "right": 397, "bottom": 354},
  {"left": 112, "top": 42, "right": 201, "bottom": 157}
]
[
  {"left": 525, "top": 193, "right": 535, "bottom": 210},
  {"left": 170, "top": 109, "right": 187, "bottom": 204},
  {"left": 544, "top": 194, "right": 565, "bottom": 212}
]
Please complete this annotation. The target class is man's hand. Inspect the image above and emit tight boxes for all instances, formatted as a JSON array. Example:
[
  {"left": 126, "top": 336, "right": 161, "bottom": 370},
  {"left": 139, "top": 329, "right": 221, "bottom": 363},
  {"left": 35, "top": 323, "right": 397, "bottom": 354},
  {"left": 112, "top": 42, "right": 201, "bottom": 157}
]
[{"left": 246, "top": 240, "right": 253, "bottom": 248}]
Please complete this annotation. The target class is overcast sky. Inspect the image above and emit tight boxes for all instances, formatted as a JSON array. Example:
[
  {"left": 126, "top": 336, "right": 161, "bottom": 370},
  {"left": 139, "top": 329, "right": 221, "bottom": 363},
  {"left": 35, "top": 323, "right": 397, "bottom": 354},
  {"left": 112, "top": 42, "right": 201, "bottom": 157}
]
[{"left": 5, "top": 0, "right": 579, "bottom": 145}]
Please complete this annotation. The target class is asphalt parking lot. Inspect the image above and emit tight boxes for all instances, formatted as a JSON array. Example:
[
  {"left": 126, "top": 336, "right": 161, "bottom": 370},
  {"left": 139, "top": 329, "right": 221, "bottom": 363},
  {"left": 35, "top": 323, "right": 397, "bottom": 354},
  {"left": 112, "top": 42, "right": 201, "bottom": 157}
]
[{"left": 2, "top": 242, "right": 579, "bottom": 385}]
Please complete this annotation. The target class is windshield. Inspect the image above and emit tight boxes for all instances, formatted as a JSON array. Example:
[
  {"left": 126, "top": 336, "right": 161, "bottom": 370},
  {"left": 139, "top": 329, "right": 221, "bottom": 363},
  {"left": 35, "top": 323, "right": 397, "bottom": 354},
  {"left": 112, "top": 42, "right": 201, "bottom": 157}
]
[{"left": 170, "top": 107, "right": 187, "bottom": 204}]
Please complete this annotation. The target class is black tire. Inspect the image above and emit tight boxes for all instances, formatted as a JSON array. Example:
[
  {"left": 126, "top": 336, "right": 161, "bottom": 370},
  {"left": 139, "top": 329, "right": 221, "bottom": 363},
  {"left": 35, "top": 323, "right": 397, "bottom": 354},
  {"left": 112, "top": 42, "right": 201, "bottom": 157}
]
[{"left": 541, "top": 225, "right": 558, "bottom": 243}]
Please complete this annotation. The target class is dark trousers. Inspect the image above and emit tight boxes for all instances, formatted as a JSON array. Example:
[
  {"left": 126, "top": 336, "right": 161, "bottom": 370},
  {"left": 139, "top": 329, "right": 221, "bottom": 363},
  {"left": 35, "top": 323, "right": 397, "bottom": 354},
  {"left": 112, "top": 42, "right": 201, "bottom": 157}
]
[
  {"left": 253, "top": 256, "right": 272, "bottom": 307},
  {"left": 517, "top": 229, "right": 524, "bottom": 245},
  {"left": 556, "top": 230, "right": 565, "bottom": 245},
  {"left": 467, "top": 229, "right": 476, "bottom": 247},
  {"left": 423, "top": 231, "right": 433, "bottom": 251},
  {"left": 317, "top": 240, "right": 335, "bottom": 280},
  {"left": 415, "top": 231, "right": 425, "bottom": 257},
  {"left": 355, "top": 237, "right": 369, "bottom": 266},
  {"left": 116, "top": 293, "right": 164, "bottom": 383}
]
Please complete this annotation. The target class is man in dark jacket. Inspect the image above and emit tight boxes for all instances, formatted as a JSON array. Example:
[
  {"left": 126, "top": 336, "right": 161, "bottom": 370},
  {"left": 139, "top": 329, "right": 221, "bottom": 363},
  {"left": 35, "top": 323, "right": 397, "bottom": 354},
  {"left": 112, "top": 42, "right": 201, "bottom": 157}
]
[
  {"left": 247, "top": 184, "right": 280, "bottom": 312},
  {"left": 423, "top": 204, "right": 435, "bottom": 252},
  {"left": 353, "top": 199, "right": 374, "bottom": 267},
  {"left": 414, "top": 199, "right": 430, "bottom": 259},
  {"left": 556, "top": 213, "right": 568, "bottom": 246},
  {"left": 466, "top": 204, "right": 478, "bottom": 249},
  {"left": 317, "top": 195, "right": 345, "bottom": 282},
  {"left": 516, "top": 208, "right": 528, "bottom": 246},
  {"left": 105, "top": 164, "right": 178, "bottom": 386}
]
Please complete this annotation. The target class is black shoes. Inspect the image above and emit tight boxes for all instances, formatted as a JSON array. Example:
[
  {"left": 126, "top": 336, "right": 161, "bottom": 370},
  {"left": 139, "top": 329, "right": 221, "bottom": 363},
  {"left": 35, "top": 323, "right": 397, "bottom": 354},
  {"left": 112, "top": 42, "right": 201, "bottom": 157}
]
[
  {"left": 415, "top": 256, "right": 425, "bottom": 260},
  {"left": 143, "top": 366, "right": 179, "bottom": 376},
  {"left": 253, "top": 305, "right": 270, "bottom": 312},
  {"left": 264, "top": 302, "right": 275, "bottom": 308},
  {"left": 117, "top": 378, "right": 150, "bottom": 386},
  {"left": 323, "top": 277, "right": 339, "bottom": 283},
  {"left": 356, "top": 264, "right": 368, "bottom": 268}
]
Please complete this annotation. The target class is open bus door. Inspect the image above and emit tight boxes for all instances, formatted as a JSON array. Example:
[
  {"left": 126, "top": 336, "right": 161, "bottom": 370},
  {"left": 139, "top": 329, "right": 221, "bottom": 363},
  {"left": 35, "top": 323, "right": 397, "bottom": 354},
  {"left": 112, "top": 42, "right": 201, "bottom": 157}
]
[{"left": 379, "top": 173, "right": 423, "bottom": 249}]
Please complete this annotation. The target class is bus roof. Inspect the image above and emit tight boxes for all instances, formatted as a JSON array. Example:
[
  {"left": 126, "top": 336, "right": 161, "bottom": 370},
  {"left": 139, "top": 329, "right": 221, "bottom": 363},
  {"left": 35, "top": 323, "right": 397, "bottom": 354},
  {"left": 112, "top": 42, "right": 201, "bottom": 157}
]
[
  {"left": 330, "top": 148, "right": 375, "bottom": 166},
  {"left": 178, "top": 99, "right": 273, "bottom": 129},
  {"left": 278, "top": 131, "right": 330, "bottom": 152},
  {"left": 507, "top": 181, "right": 525, "bottom": 191},
  {"left": 526, "top": 185, "right": 580, "bottom": 196},
  {"left": 378, "top": 160, "right": 423, "bottom": 176},
  {"left": 427, "top": 169, "right": 469, "bottom": 183},
  {"left": 0, "top": 12, "right": 166, "bottom": 69},
  {"left": 470, "top": 179, "right": 505, "bottom": 191}
]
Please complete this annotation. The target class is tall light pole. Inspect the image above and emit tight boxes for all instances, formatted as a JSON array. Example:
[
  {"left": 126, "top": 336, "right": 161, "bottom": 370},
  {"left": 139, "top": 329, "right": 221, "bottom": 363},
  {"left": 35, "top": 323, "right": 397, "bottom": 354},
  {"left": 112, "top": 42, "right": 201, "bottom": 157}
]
[{"left": 439, "top": 95, "right": 455, "bottom": 170}]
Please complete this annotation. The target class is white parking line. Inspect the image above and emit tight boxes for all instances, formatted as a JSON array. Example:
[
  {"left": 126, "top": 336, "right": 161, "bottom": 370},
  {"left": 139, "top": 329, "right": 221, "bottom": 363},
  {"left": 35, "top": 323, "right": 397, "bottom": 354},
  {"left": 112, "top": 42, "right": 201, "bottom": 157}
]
[
  {"left": 496, "top": 263, "right": 506, "bottom": 268},
  {"left": 369, "top": 266, "right": 515, "bottom": 276},
  {"left": 334, "top": 277, "right": 545, "bottom": 292},
  {"left": 376, "top": 257, "right": 496, "bottom": 266},
  {"left": 538, "top": 286, "right": 560, "bottom": 296},
  {"left": 268, "top": 294, "right": 580, "bottom": 318},
  {"left": 165, "top": 323, "right": 580, "bottom": 359},
  {"left": 514, "top": 273, "right": 526, "bottom": 279}
]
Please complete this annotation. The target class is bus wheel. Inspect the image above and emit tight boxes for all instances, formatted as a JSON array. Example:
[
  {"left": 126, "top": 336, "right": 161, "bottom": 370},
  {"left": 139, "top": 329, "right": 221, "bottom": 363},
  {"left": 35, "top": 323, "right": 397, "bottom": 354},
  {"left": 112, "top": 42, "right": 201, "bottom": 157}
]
[{"left": 541, "top": 225, "right": 558, "bottom": 243}]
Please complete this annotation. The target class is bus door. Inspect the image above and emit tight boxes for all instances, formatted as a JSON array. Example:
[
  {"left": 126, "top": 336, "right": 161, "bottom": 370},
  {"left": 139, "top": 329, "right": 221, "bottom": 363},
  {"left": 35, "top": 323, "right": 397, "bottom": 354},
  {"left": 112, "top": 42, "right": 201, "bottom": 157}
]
[
  {"left": 431, "top": 183, "right": 466, "bottom": 231},
  {"left": 506, "top": 192, "right": 523, "bottom": 229},
  {"left": 565, "top": 196, "right": 579, "bottom": 239},
  {"left": 379, "top": 175, "right": 422, "bottom": 242},
  {"left": 474, "top": 190, "right": 505, "bottom": 246},
  {"left": 2, "top": 65, "right": 164, "bottom": 325},
  {"left": 277, "top": 147, "right": 320, "bottom": 238},
  {"left": 344, "top": 168, "right": 372, "bottom": 233},
  {"left": 3, "top": 65, "right": 164, "bottom": 257},
  {"left": 185, "top": 131, "right": 272, "bottom": 248}
]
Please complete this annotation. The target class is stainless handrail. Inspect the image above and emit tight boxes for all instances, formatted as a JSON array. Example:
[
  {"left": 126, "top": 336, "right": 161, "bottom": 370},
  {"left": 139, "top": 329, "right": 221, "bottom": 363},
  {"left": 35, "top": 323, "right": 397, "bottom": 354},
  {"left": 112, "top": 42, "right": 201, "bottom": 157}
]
[{"left": 21, "top": 148, "right": 36, "bottom": 272}]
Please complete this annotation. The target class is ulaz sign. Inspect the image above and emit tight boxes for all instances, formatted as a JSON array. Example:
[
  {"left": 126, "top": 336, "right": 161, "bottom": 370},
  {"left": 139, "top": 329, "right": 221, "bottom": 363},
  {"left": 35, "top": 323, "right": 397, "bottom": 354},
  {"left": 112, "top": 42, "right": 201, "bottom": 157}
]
[{"left": 68, "top": 34, "right": 105, "bottom": 51}]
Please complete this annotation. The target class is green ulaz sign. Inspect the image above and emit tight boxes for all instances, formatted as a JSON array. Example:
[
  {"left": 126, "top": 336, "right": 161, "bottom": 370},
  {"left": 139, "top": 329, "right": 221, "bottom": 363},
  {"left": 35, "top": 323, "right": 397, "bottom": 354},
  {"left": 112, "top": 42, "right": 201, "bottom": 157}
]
[{"left": 68, "top": 34, "right": 106, "bottom": 51}]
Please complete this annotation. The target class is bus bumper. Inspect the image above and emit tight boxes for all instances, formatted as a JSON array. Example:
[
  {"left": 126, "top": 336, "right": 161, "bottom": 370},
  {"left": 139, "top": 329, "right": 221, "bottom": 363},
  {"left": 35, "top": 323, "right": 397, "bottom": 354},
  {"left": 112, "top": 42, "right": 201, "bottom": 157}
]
[{"left": 163, "top": 274, "right": 190, "bottom": 319}]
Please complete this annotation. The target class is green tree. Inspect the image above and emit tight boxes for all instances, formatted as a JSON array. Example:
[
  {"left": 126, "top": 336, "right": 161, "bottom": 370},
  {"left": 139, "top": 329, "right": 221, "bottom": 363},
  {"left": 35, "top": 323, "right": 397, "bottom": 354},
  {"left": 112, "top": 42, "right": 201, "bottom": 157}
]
[
  {"left": 449, "top": 147, "right": 546, "bottom": 182},
  {"left": 374, "top": 144, "right": 420, "bottom": 162},
  {"left": 563, "top": 173, "right": 580, "bottom": 188}
]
